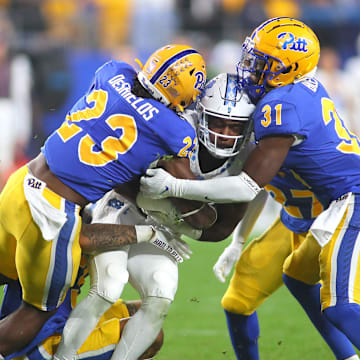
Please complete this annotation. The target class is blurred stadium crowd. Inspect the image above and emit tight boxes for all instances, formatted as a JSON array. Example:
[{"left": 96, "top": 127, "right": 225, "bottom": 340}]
[{"left": 1, "top": 0, "right": 360, "bottom": 190}]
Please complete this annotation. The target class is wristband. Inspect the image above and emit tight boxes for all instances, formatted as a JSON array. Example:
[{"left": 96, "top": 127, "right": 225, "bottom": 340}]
[{"left": 135, "top": 225, "right": 155, "bottom": 243}]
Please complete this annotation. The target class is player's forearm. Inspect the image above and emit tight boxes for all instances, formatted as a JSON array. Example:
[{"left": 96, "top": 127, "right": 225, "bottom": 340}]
[
  {"left": 80, "top": 224, "right": 153, "bottom": 253},
  {"left": 198, "top": 203, "right": 248, "bottom": 242},
  {"left": 170, "top": 198, "right": 217, "bottom": 230},
  {"left": 173, "top": 172, "right": 262, "bottom": 203},
  {"left": 234, "top": 189, "right": 268, "bottom": 244}
]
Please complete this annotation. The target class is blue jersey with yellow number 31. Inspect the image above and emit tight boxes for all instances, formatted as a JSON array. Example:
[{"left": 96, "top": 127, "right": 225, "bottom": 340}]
[
  {"left": 254, "top": 77, "right": 360, "bottom": 202},
  {"left": 43, "top": 61, "right": 197, "bottom": 202}
]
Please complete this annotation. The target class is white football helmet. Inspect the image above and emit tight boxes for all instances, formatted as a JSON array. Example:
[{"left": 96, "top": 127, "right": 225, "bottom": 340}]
[{"left": 197, "top": 73, "right": 255, "bottom": 158}]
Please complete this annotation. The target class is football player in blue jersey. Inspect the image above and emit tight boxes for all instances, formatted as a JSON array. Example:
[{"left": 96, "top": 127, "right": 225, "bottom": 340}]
[
  {"left": 0, "top": 44, "right": 209, "bottom": 356},
  {"left": 54, "top": 73, "right": 254, "bottom": 360},
  {"left": 1, "top": 256, "right": 164, "bottom": 360},
  {"left": 213, "top": 172, "right": 359, "bottom": 360},
  {"left": 140, "top": 17, "right": 360, "bottom": 355}
]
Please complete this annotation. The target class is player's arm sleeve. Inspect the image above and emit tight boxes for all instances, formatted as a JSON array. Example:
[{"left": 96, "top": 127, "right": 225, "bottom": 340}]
[{"left": 171, "top": 171, "right": 263, "bottom": 203}]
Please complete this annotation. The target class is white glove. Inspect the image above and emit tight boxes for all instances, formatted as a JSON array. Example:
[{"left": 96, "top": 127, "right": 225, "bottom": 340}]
[
  {"left": 149, "top": 226, "right": 192, "bottom": 263},
  {"left": 213, "top": 243, "right": 243, "bottom": 283},
  {"left": 140, "top": 168, "right": 179, "bottom": 199}
]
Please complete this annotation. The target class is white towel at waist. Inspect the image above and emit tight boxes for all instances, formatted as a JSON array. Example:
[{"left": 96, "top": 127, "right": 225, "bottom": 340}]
[
  {"left": 310, "top": 192, "right": 351, "bottom": 247},
  {"left": 23, "top": 172, "right": 67, "bottom": 241}
]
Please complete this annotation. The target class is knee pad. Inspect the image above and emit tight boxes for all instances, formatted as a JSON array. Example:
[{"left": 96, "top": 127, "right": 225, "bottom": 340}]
[
  {"left": 128, "top": 253, "right": 178, "bottom": 300},
  {"left": 89, "top": 251, "right": 129, "bottom": 303}
]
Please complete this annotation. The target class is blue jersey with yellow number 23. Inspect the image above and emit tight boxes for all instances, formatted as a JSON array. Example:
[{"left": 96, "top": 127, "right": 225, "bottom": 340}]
[
  {"left": 43, "top": 61, "right": 197, "bottom": 202},
  {"left": 254, "top": 77, "right": 360, "bottom": 203}
]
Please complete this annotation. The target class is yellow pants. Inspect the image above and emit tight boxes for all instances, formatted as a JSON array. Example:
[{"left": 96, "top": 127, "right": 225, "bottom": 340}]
[
  {"left": 222, "top": 217, "right": 317, "bottom": 314},
  {"left": 284, "top": 194, "right": 360, "bottom": 310},
  {"left": 0, "top": 165, "right": 82, "bottom": 311}
]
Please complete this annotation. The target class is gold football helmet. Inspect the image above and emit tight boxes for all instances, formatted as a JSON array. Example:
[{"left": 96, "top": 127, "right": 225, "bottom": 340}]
[
  {"left": 137, "top": 44, "right": 207, "bottom": 112},
  {"left": 237, "top": 17, "right": 320, "bottom": 101}
]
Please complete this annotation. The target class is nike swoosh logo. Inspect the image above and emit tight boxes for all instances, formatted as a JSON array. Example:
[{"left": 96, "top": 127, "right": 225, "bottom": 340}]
[{"left": 160, "top": 186, "right": 169, "bottom": 195}]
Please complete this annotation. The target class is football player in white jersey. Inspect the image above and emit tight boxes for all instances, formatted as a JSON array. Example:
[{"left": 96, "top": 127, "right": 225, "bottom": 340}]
[{"left": 54, "top": 73, "right": 254, "bottom": 360}]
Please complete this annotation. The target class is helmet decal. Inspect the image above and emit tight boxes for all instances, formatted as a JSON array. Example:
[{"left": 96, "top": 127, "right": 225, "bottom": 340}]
[
  {"left": 138, "top": 44, "right": 206, "bottom": 111},
  {"left": 194, "top": 71, "right": 205, "bottom": 90},
  {"left": 224, "top": 76, "right": 238, "bottom": 109},
  {"left": 149, "top": 49, "right": 198, "bottom": 84},
  {"left": 277, "top": 32, "right": 309, "bottom": 52}
]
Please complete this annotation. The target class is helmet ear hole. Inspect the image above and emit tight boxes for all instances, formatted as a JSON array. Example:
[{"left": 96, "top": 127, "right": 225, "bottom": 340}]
[{"left": 282, "top": 65, "right": 292, "bottom": 74}]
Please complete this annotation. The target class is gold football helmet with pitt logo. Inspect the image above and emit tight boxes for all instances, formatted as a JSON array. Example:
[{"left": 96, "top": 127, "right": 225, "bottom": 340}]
[
  {"left": 237, "top": 17, "right": 320, "bottom": 100},
  {"left": 137, "top": 44, "right": 207, "bottom": 112}
]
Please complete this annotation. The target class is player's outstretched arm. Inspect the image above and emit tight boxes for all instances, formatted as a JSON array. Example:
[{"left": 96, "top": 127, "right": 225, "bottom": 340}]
[
  {"left": 140, "top": 136, "right": 294, "bottom": 203},
  {"left": 140, "top": 168, "right": 262, "bottom": 203}
]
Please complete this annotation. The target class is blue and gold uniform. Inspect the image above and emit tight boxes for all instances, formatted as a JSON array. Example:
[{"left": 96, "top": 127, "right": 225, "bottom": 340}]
[
  {"left": 44, "top": 61, "right": 197, "bottom": 202},
  {"left": 1, "top": 257, "right": 130, "bottom": 360},
  {"left": 254, "top": 78, "right": 360, "bottom": 201},
  {"left": 227, "top": 16, "right": 360, "bottom": 357},
  {"left": 252, "top": 77, "right": 360, "bottom": 311},
  {"left": 0, "top": 59, "right": 198, "bottom": 313},
  {"left": 222, "top": 169, "right": 327, "bottom": 314}
]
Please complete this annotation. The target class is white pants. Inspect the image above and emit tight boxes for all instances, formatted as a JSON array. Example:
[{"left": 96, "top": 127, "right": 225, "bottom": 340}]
[{"left": 90, "top": 190, "right": 179, "bottom": 302}]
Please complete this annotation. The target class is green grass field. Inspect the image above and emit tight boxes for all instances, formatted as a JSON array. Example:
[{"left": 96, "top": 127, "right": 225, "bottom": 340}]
[{"left": 1, "top": 235, "right": 358, "bottom": 359}]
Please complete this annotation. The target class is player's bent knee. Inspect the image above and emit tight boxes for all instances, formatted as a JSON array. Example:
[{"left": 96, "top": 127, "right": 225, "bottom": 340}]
[
  {"left": 139, "top": 271, "right": 177, "bottom": 300},
  {"left": 91, "top": 262, "right": 129, "bottom": 303},
  {"left": 221, "top": 294, "right": 257, "bottom": 316}
]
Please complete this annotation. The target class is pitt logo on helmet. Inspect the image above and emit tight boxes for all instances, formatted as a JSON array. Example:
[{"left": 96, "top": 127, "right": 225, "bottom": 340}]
[
  {"left": 277, "top": 32, "right": 309, "bottom": 52},
  {"left": 237, "top": 17, "right": 320, "bottom": 101},
  {"left": 137, "top": 44, "right": 206, "bottom": 112}
]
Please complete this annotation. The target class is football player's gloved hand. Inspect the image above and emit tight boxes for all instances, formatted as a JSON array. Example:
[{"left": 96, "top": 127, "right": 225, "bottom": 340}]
[
  {"left": 149, "top": 226, "right": 192, "bottom": 263},
  {"left": 140, "top": 168, "right": 180, "bottom": 199},
  {"left": 213, "top": 241, "right": 243, "bottom": 283}
]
